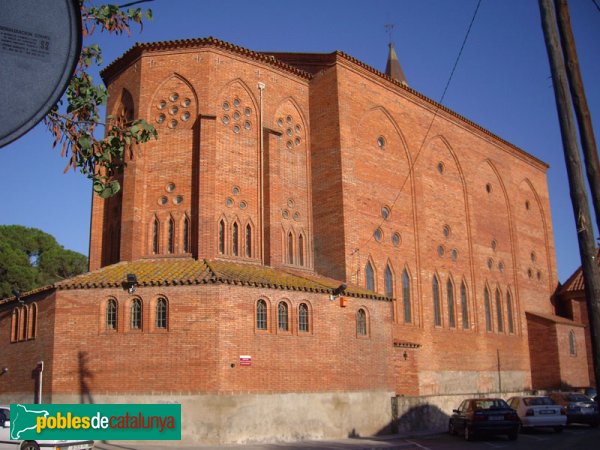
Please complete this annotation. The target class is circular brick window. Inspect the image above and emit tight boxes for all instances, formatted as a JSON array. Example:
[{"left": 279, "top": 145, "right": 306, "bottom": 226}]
[
  {"left": 392, "top": 232, "right": 401, "bottom": 247},
  {"left": 374, "top": 228, "right": 383, "bottom": 242}
]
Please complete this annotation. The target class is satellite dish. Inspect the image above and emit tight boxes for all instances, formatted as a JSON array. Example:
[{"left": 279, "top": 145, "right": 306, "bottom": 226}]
[{"left": 0, "top": 0, "right": 81, "bottom": 148}]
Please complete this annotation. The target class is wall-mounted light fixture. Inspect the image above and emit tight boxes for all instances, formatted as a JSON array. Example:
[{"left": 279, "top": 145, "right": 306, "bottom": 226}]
[
  {"left": 330, "top": 283, "right": 347, "bottom": 301},
  {"left": 124, "top": 273, "right": 138, "bottom": 295}
]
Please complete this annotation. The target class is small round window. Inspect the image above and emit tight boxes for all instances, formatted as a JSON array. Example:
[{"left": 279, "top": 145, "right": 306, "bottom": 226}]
[
  {"left": 525, "top": 200, "right": 530, "bottom": 210},
  {"left": 293, "top": 212, "right": 300, "bottom": 221},
  {"left": 437, "top": 162, "right": 445, "bottom": 174},
  {"left": 282, "top": 209, "right": 289, "bottom": 219},
  {"left": 381, "top": 206, "right": 390, "bottom": 220},
  {"left": 170, "top": 106, "right": 179, "bottom": 116},
  {"left": 499, "top": 261, "right": 505, "bottom": 272},
  {"left": 239, "top": 201, "right": 247, "bottom": 210},
  {"left": 491, "top": 239, "right": 497, "bottom": 251},
  {"left": 443, "top": 225, "right": 450, "bottom": 238},
  {"left": 287, "top": 199, "right": 294, "bottom": 208},
  {"left": 244, "top": 107, "right": 252, "bottom": 116},
  {"left": 374, "top": 228, "right": 383, "bottom": 242},
  {"left": 226, "top": 197, "right": 234, "bottom": 207},
  {"left": 173, "top": 195, "right": 183, "bottom": 205},
  {"left": 487, "top": 258, "right": 493, "bottom": 269},
  {"left": 223, "top": 101, "right": 230, "bottom": 111},
  {"left": 277, "top": 118, "right": 284, "bottom": 127},
  {"left": 166, "top": 183, "right": 175, "bottom": 193},
  {"left": 437, "top": 245, "right": 445, "bottom": 257},
  {"left": 233, "top": 98, "right": 241, "bottom": 107},
  {"left": 156, "top": 114, "right": 166, "bottom": 124},
  {"left": 233, "top": 111, "right": 241, "bottom": 121},
  {"left": 527, "top": 268, "right": 533, "bottom": 279},
  {"left": 170, "top": 93, "right": 179, "bottom": 102},
  {"left": 531, "top": 251, "right": 537, "bottom": 262},
  {"left": 377, "top": 136, "right": 385, "bottom": 150},
  {"left": 182, "top": 98, "right": 191, "bottom": 108},
  {"left": 158, "top": 196, "right": 168, "bottom": 205},
  {"left": 168, "top": 120, "right": 178, "bottom": 129},
  {"left": 157, "top": 100, "right": 166, "bottom": 110},
  {"left": 233, "top": 125, "right": 240, "bottom": 134},
  {"left": 451, "top": 249, "right": 458, "bottom": 261},
  {"left": 232, "top": 186, "right": 240, "bottom": 196},
  {"left": 286, "top": 141, "right": 293, "bottom": 150},
  {"left": 286, "top": 115, "right": 292, "bottom": 124},
  {"left": 181, "top": 112, "right": 191, "bottom": 122},
  {"left": 486, "top": 183, "right": 492, "bottom": 193},
  {"left": 392, "top": 232, "right": 401, "bottom": 247}
]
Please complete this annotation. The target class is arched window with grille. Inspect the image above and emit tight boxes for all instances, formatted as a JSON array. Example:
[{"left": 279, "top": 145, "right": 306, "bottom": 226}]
[
  {"left": 484, "top": 287, "right": 492, "bottom": 332},
  {"left": 433, "top": 275, "right": 441, "bottom": 326},
  {"left": 232, "top": 222, "right": 239, "bottom": 256},
  {"left": 106, "top": 299, "right": 118, "bottom": 330},
  {"left": 278, "top": 302, "right": 289, "bottom": 331},
  {"left": 569, "top": 330, "right": 576, "bottom": 356},
  {"left": 156, "top": 297, "right": 168, "bottom": 329},
  {"left": 218, "top": 220, "right": 225, "bottom": 254},
  {"left": 384, "top": 264, "right": 394, "bottom": 298},
  {"left": 461, "top": 281, "right": 469, "bottom": 329},
  {"left": 131, "top": 299, "right": 142, "bottom": 330},
  {"left": 365, "top": 261, "right": 375, "bottom": 291},
  {"left": 506, "top": 290, "right": 514, "bottom": 334},
  {"left": 183, "top": 216, "right": 190, "bottom": 253},
  {"left": 287, "top": 232, "right": 294, "bottom": 264},
  {"left": 298, "top": 303, "right": 309, "bottom": 332},
  {"left": 256, "top": 299, "right": 267, "bottom": 330},
  {"left": 245, "top": 224, "right": 252, "bottom": 258},
  {"left": 495, "top": 288, "right": 504, "bottom": 332},
  {"left": 402, "top": 269, "right": 411, "bottom": 323},
  {"left": 356, "top": 308, "right": 367, "bottom": 336},
  {"left": 167, "top": 217, "right": 175, "bottom": 254},
  {"left": 447, "top": 278, "right": 455, "bottom": 328}
]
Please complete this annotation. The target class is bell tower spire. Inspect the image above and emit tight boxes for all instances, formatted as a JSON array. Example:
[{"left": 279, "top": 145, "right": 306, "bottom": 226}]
[{"left": 384, "top": 24, "right": 408, "bottom": 86}]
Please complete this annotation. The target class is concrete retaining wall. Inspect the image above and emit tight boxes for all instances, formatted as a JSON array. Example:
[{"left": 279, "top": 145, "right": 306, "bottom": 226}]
[{"left": 47, "top": 390, "right": 394, "bottom": 445}]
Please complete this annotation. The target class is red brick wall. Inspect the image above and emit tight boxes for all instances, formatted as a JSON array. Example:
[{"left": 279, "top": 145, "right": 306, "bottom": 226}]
[{"left": 527, "top": 315, "right": 560, "bottom": 389}]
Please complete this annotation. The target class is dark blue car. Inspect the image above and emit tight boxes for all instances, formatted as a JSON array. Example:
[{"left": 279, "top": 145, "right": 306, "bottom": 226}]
[{"left": 448, "top": 398, "right": 520, "bottom": 441}]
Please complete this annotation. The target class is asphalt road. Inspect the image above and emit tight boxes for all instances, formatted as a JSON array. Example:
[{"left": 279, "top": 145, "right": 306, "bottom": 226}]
[{"left": 94, "top": 424, "right": 600, "bottom": 449}]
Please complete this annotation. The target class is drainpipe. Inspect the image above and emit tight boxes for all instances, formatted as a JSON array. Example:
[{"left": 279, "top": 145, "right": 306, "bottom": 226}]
[{"left": 258, "top": 82, "right": 265, "bottom": 265}]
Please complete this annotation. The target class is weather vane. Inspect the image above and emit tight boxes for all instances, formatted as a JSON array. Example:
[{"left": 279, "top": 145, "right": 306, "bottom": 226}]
[{"left": 384, "top": 23, "right": 394, "bottom": 44}]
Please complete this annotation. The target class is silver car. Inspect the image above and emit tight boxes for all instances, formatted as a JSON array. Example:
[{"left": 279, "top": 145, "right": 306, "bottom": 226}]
[
  {"left": 507, "top": 396, "right": 567, "bottom": 432},
  {"left": 0, "top": 405, "right": 94, "bottom": 450}
]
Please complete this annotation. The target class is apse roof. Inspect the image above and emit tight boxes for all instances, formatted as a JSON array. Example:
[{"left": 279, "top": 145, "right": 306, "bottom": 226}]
[{"left": 0, "top": 258, "right": 390, "bottom": 304}]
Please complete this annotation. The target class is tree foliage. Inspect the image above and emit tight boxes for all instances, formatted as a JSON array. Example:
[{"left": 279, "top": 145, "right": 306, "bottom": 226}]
[
  {"left": 44, "top": 1, "right": 156, "bottom": 199},
  {"left": 0, "top": 225, "right": 88, "bottom": 299}
]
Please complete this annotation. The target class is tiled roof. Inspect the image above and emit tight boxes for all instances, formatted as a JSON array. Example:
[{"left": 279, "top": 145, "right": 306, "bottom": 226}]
[
  {"left": 558, "top": 266, "right": 585, "bottom": 295},
  {"left": 525, "top": 311, "right": 585, "bottom": 327},
  {"left": 20, "top": 258, "right": 391, "bottom": 301},
  {"left": 101, "top": 36, "right": 312, "bottom": 82}
]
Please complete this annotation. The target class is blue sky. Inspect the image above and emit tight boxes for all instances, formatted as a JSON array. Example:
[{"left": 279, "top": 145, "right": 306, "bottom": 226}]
[{"left": 0, "top": 0, "right": 599, "bottom": 283}]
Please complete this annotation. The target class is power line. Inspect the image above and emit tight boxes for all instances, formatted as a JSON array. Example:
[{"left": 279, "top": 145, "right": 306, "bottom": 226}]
[{"left": 350, "top": 0, "right": 483, "bottom": 268}]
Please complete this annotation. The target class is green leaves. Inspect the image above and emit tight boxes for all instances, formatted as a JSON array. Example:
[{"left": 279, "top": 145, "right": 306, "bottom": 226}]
[{"left": 44, "top": 1, "right": 156, "bottom": 198}]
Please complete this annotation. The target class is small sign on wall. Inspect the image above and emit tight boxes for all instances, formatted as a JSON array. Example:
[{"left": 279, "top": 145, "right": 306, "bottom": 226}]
[{"left": 240, "top": 355, "right": 252, "bottom": 366}]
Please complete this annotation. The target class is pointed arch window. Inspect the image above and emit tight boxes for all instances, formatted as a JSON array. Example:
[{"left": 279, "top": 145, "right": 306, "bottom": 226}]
[
  {"left": 384, "top": 264, "right": 394, "bottom": 298},
  {"left": 484, "top": 287, "right": 492, "bottom": 332},
  {"left": 256, "top": 300, "right": 267, "bottom": 330},
  {"left": 106, "top": 299, "right": 118, "bottom": 330},
  {"left": 245, "top": 224, "right": 252, "bottom": 258},
  {"left": 131, "top": 299, "right": 142, "bottom": 330},
  {"left": 218, "top": 220, "right": 225, "bottom": 254},
  {"left": 433, "top": 276, "right": 441, "bottom": 326},
  {"left": 506, "top": 291, "right": 514, "bottom": 334},
  {"left": 28, "top": 303, "right": 37, "bottom": 339},
  {"left": 461, "top": 282, "right": 469, "bottom": 329},
  {"left": 152, "top": 217, "right": 160, "bottom": 254},
  {"left": 495, "top": 288, "right": 504, "bottom": 332},
  {"left": 365, "top": 261, "right": 375, "bottom": 291},
  {"left": 21, "top": 306, "right": 28, "bottom": 341},
  {"left": 167, "top": 217, "right": 175, "bottom": 254},
  {"left": 183, "top": 216, "right": 191, "bottom": 253},
  {"left": 402, "top": 270, "right": 411, "bottom": 324},
  {"left": 278, "top": 302, "right": 289, "bottom": 331},
  {"left": 569, "top": 330, "right": 576, "bottom": 355},
  {"left": 356, "top": 308, "right": 367, "bottom": 336},
  {"left": 11, "top": 308, "right": 19, "bottom": 342},
  {"left": 156, "top": 297, "right": 168, "bottom": 329},
  {"left": 232, "top": 222, "right": 239, "bottom": 256},
  {"left": 287, "top": 232, "right": 294, "bottom": 264},
  {"left": 447, "top": 279, "right": 455, "bottom": 328},
  {"left": 298, "top": 234, "right": 304, "bottom": 266},
  {"left": 298, "top": 303, "right": 309, "bottom": 332}
]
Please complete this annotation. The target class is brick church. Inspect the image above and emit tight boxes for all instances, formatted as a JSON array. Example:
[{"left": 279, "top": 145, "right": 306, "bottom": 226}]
[{"left": 0, "top": 37, "right": 594, "bottom": 443}]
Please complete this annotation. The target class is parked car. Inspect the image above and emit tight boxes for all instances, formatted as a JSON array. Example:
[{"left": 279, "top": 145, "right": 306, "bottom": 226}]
[
  {"left": 507, "top": 395, "right": 566, "bottom": 432},
  {"left": 448, "top": 398, "right": 520, "bottom": 441},
  {"left": 548, "top": 392, "right": 600, "bottom": 427},
  {"left": 584, "top": 387, "right": 597, "bottom": 402},
  {"left": 0, "top": 405, "right": 94, "bottom": 450}
]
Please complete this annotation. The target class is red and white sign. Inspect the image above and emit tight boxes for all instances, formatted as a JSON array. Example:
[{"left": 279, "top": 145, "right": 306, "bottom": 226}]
[{"left": 239, "top": 355, "right": 252, "bottom": 366}]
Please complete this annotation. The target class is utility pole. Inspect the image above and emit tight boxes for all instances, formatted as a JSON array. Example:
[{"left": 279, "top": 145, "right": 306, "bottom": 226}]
[
  {"left": 555, "top": 0, "right": 600, "bottom": 231},
  {"left": 538, "top": 0, "right": 600, "bottom": 393}
]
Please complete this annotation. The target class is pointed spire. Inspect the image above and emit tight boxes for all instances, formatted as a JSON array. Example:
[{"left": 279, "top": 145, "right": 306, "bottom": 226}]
[{"left": 385, "top": 42, "right": 408, "bottom": 86}]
